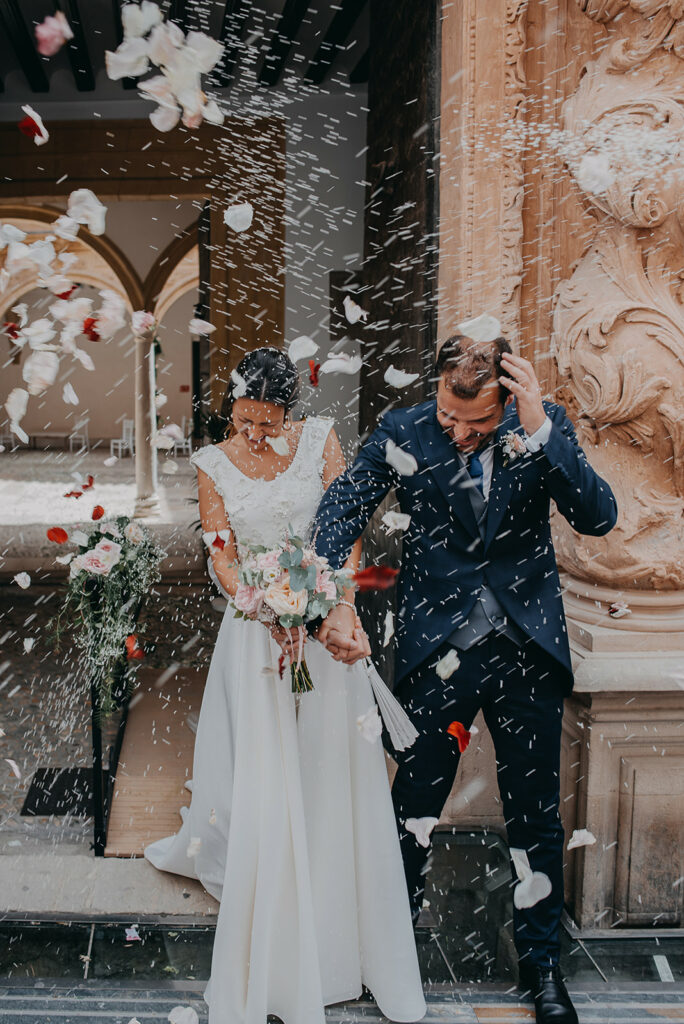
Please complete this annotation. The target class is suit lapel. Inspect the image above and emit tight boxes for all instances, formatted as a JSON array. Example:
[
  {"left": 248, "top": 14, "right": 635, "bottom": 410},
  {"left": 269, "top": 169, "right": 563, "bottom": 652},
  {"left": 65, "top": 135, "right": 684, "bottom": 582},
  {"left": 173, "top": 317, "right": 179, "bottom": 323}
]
[
  {"left": 484, "top": 407, "right": 521, "bottom": 549},
  {"left": 414, "top": 402, "right": 479, "bottom": 538}
]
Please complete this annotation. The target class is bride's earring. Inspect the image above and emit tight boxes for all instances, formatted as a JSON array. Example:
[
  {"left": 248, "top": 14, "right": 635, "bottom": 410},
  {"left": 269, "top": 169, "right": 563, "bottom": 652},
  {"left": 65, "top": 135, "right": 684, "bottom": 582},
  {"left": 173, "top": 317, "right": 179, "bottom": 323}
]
[{"left": 282, "top": 415, "right": 292, "bottom": 432}]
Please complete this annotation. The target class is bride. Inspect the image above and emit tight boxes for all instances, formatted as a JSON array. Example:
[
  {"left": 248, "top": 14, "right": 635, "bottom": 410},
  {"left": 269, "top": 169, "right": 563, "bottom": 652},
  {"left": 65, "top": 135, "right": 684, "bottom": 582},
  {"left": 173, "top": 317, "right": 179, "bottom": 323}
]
[{"left": 144, "top": 347, "right": 426, "bottom": 1024}]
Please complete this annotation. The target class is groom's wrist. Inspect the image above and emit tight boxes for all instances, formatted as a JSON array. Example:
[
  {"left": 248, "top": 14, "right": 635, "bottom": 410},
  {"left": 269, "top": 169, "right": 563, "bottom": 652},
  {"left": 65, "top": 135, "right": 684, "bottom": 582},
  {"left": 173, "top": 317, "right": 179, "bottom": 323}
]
[{"left": 524, "top": 415, "right": 552, "bottom": 453}]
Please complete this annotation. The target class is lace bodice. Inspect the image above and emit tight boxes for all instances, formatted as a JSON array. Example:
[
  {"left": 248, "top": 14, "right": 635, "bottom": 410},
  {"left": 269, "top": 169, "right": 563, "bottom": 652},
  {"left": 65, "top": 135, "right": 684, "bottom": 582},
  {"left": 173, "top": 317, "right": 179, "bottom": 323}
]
[{"left": 190, "top": 417, "right": 334, "bottom": 553}]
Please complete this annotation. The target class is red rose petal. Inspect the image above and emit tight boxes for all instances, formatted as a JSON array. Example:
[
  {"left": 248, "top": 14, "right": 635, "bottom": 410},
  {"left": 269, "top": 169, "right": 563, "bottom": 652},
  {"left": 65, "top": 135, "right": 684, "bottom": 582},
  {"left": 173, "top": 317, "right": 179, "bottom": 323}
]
[
  {"left": 18, "top": 116, "right": 41, "bottom": 139},
  {"left": 309, "top": 360, "right": 320, "bottom": 387},
  {"left": 56, "top": 285, "right": 77, "bottom": 300},
  {"left": 352, "top": 565, "right": 399, "bottom": 592},
  {"left": 211, "top": 533, "right": 226, "bottom": 550},
  {"left": 125, "top": 634, "right": 144, "bottom": 660},
  {"left": 4, "top": 322, "right": 20, "bottom": 340},
  {"left": 82, "top": 475, "right": 94, "bottom": 490},
  {"left": 47, "top": 526, "right": 68, "bottom": 544},
  {"left": 83, "top": 317, "right": 100, "bottom": 342},
  {"left": 63, "top": 490, "right": 83, "bottom": 498},
  {"left": 91, "top": 505, "right": 105, "bottom": 520},
  {"left": 447, "top": 720, "right": 471, "bottom": 753}
]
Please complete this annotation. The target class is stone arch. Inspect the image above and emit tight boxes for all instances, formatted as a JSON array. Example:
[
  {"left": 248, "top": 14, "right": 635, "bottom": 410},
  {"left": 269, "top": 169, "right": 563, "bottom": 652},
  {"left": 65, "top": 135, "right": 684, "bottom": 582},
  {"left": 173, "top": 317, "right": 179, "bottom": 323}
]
[
  {"left": 143, "top": 223, "right": 199, "bottom": 322},
  {"left": 0, "top": 203, "right": 144, "bottom": 313}
]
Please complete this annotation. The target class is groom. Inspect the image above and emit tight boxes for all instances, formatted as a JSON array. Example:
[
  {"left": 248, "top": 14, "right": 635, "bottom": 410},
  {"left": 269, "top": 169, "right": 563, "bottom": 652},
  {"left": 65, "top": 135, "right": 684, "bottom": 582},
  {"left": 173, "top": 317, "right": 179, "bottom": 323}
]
[{"left": 314, "top": 326, "right": 617, "bottom": 1024}]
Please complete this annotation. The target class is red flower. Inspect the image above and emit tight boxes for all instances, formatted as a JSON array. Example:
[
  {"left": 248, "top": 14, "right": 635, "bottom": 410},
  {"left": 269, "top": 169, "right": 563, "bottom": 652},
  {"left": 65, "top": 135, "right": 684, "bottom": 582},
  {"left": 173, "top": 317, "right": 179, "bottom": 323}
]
[
  {"left": 125, "top": 634, "right": 144, "bottom": 660},
  {"left": 447, "top": 721, "right": 471, "bottom": 753},
  {"left": 56, "top": 285, "right": 77, "bottom": 300},
  {"left": 4, "top": 322, "right": 20, "bottom": 340},
  {"left": 91, "top": 505, "right": 105, "bottom": 520},
  {"left": 47, "top": 526, "right": 68, "bottom": 544},
  {"left": 211, "top": 533, "right": 226, "bottom": 550},
  {"left": 82, "top": 317, "right": 100, "bottom": 341},
  {"left": 82, "top": 475, "right": 94, "bottom": 490},
  {"left": 309, "top": 360, "right": 320, "bottom": 387},
  {"left": 352, "top": 565, "right": 399, "bottom": 592},
  {"left": 63, "top": 490, "right": 83, "bottom": 498}
]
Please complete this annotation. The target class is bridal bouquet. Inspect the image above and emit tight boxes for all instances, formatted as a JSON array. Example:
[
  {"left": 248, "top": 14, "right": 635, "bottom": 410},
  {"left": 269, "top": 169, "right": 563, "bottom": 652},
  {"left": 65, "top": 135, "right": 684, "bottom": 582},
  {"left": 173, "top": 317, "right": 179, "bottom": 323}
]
[{"left": 233, "top": 532, "right": 353, "bottom": 693}]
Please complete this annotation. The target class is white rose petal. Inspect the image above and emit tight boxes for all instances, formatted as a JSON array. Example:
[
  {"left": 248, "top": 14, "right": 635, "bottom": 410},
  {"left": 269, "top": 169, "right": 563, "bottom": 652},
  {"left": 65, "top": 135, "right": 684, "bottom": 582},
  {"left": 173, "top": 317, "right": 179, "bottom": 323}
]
[
  {"left": 124, "top": 925, "right": 141, "bottom": 941},
  {"left": 510, "top": 847, "right": 553, "bottom": 909},
  {"left": 23, "top": 318, "right": 56, "bottom": 349},
  {"left": 12, "top": 304, "right": 28, "bottom": 327},
  {"left": 457, "top": 313, "right": 502, "bottom": 343},
  {"left": 383, "top": 610, "right": 394, "bottom": 648},
  {"left": 202, "top": 99, "right": 225, "bottom": 126},
  {"left": 71, "top": 530, "right": 89, "bottom": 546},
  {"left": 154, "top": 434, "right": 175, "bottom": 450},
  {"left": 188, "top": 318, "right": 215, "bottom": 335},
  {"left": 265, "top": 434, "right": 289, "bottom": 456},
  {"left": 320, "top": 353, "right": 363, "bottom": 376},
  {"left": 168, "top": 1007, "right": 199, "bottom": 1024},
  {"left": 576, "top": 152, "right": 614, "bottom": 196},
  {"left": 381, "top": 510, "right": 411, "bottom": 535},
  {"left": 160, "top": 422, "right": 184, "bottom": 441},
  {"left": 608, "top": 601, "right": 631, "bottom": 619},
  {"left": 154, "top": 392, "right": 168, "bottom": 410},
  {"left": 149, "top": 102, "right": 181, "bottom": 133},
  {"left": 356, "top": 706, "right": 383, "bottom": 744},
  {"left": 343, "top": 295, "right": 368, "bottom": 324},
  {"left": 104, "top": 456, "right": 118, "bottom": 467},
  {"left": 224, "top": 202, "right": 254, "bottom": 233},
  {"left": 0, "top": 445, "right": 5, "bottom": 454},
  {"left": 62, "top": 382, "right": 79, "bottom": 405},
  {"left": 186, "top": 30, "right": 224, "bottom": 74},
  {"left": 568, "top": 828, "right": 597, "bottom": 851},
  {"left": 23, "top": 350, "right": 59, "bottom": 395},
  {"left": 163, "top": 459, "right": 179, "bottom": 474},
  {"left": 121, "top": 1, "right": 162, "bottom": 38},
  {"left": 186, "top": 837, "right": 201, "bottom": 858},
  {"left": 436, "top": 648, "right": 461, "bottom": 680},
  {"left": 73, "top": 348, "right": 95, "bottom": 371},
  {"left": 55, "top": 553, "right": 75, "bottom": 566},
  {"left": 0, "top": 268, "right": 9, "bottom": 294},
  {"left": 52, "top": 215, "right": 79, "bottom": 241},
  {"left": 231, "top": 368, "right": 247, "bottom": 398},
  {"left": 385, "top": 438, "right": 418, "bottom": 477},
  {"left": 5, "top": 387, "right": 28, "bottom": 425},
  {"left": 384, "top": 365, "right": 420, "bottom": 388},
  {"left": 5, "top": 759, "right": 22, "bottom": 779},
  {"left": 0, "top": 224, "right": 26, "bottom": 247},
  {"left": 288, "top": 335, "right": 318, "bottom": 362},
  {"left": 23, "top": 638, "right": 35, "bottom": 653},
  {"left": 105, "top": 36, "right": 150, "bottom": 80},
  {"left": 67, "top": 189, "right": 107, "bottom": 236},
  {"left": 147, "top": 20, "right": 184, "bottom": 65},
  {"left": 405, "top": 816, "right": 439, "bottom": 849},
  {"left": 50, "top": 296, "right": 93, "bottom": 325}
]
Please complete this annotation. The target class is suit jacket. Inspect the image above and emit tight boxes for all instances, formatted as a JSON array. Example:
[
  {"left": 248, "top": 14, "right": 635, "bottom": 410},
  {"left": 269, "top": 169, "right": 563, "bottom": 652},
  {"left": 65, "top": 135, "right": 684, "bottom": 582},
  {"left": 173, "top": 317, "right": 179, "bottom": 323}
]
[{"left": 314, "top": 399, "right": 618, "bottom": 691}]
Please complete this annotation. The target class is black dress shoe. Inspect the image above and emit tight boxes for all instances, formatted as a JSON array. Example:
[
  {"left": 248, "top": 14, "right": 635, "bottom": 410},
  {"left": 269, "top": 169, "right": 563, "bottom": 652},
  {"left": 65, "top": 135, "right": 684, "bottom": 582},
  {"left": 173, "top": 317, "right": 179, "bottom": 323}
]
[{"left": 519, "top": 964, "right": 578, "bottom": 1024}]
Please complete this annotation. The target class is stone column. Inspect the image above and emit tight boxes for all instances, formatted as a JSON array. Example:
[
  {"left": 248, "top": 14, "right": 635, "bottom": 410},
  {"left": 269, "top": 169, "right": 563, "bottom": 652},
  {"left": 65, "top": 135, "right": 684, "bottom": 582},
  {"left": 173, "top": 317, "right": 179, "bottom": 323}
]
[
  {"left": 549, "top": 0, "right": 684, "bottom": 929},
  {"left": 133, "top": 327, "right": 160, "bottom": 519}
]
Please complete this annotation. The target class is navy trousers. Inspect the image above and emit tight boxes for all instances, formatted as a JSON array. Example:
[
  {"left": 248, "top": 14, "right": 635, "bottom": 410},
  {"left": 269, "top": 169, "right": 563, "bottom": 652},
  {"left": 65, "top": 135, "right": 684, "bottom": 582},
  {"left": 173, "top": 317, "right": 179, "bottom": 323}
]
[{"left": 389, "top": 633, "right": 566, "bottom": 969}]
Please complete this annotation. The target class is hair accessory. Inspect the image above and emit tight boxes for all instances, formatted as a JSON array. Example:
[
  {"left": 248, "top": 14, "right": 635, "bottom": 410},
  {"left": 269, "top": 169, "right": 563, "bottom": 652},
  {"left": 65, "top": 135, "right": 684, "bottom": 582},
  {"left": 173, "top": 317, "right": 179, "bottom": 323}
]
[{"left": 457, "top": 314, "right": 502, "bottom": 343}]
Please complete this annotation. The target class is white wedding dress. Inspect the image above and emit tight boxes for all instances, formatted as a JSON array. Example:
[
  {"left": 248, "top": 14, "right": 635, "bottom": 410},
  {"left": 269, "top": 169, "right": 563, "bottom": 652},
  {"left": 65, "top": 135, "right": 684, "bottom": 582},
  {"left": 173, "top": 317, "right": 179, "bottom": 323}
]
[{"left": 144, "top": 416, "right": 426, "bottom": 1024}]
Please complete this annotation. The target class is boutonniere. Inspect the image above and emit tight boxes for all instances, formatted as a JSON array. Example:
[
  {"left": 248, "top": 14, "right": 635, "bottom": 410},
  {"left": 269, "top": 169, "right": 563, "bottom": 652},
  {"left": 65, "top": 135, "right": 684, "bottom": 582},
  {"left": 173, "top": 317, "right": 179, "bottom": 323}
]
[{"left": 500, "top": 430, "right": 528, "bottom": 466}]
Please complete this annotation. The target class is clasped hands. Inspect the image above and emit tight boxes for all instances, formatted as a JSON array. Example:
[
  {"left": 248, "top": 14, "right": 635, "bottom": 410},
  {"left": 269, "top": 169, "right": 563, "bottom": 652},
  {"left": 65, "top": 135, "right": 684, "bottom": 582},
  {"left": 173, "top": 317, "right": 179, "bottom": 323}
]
[{"left": 269, "top": 604, "right": 370, "bottom": 665}]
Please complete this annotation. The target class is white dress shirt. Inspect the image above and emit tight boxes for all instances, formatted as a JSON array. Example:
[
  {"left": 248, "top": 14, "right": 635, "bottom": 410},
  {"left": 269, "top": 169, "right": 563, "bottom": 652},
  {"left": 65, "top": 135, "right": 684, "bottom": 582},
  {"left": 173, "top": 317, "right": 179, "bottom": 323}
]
[{"left": 457, "top": 416, "right": 553, "bottom": 501}]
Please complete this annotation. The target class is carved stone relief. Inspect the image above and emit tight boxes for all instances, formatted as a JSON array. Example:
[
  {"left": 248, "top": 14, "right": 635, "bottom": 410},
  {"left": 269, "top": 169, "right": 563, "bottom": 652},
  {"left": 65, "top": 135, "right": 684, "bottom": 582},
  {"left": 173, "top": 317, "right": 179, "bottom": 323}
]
[{"left": 551, "top": 7, "right": 684, "bottom": 590}]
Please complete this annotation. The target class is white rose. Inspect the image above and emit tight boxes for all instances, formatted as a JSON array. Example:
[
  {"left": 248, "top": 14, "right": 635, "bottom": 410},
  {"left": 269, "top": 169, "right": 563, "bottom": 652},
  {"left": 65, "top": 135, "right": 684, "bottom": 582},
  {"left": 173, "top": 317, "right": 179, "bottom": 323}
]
[
  {"left": 22, "top": 349, "right": 59, "bottom": 395},
  {"left": 124, "top": 521, "right": 145, "bottom": 545},
  {"left": 264, "top": 579, "right": 308, "bottom": 618}
]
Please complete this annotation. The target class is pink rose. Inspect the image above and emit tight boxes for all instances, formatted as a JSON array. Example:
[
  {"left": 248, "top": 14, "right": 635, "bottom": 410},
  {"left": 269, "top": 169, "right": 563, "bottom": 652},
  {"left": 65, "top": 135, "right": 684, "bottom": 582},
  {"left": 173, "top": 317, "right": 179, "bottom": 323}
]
[
  {"left": 35, "top": 12, "right": 73, "bottom": 56},
  {"left": 234, "top": 583, "right": 264, "bottom": 618},
  {"left": 315, "top": 570, "right": 337, "bottom": 601}
]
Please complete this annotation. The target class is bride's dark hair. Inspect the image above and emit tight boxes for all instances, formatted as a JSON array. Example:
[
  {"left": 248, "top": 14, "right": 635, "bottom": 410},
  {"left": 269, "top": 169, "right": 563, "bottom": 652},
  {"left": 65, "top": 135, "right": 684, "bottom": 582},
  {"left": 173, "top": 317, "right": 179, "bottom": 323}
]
[{"left": 222, "top": 347, "right": 301, "bottom": 426}]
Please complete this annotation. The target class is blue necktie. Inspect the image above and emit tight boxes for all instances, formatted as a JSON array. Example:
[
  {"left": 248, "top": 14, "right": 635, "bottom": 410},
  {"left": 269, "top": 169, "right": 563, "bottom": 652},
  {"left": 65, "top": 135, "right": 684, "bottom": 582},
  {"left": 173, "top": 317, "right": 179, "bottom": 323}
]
[{"left": 466, "top": 452, "right": 484, "bottom": 497}]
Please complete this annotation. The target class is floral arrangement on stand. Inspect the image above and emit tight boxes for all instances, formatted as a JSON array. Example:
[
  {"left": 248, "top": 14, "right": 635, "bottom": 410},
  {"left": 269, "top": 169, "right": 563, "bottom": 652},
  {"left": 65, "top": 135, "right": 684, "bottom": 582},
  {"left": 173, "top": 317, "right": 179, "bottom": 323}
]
[{"left": 50, "top": 515, "right": 166, "bottom": 715}]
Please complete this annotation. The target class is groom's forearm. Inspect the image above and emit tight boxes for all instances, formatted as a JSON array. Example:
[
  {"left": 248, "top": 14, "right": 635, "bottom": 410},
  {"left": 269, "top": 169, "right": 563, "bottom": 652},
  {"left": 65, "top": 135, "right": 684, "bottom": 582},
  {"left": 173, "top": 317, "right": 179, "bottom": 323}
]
[{"left": 538, "top": 408, "right": 617, "bottom": 536}]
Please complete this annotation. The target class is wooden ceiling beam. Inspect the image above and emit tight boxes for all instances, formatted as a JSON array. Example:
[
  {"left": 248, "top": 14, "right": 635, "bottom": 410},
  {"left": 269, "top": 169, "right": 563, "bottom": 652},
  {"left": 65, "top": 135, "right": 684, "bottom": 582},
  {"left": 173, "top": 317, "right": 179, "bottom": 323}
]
[
  {"left": 0, "top": 0, "right": 50, "bottom": 92},
  {"left": 304, "top": 0, "right": 367, "bottom": 85},
  {"left": 55, "top": 0, "right": 95, "bottom": 91},
  {"left": 212, "top": 0, "right": 250, "bottom": 87},
  {"left": 257, "top": 0, "right": 311, "bottom": 87},
  {"left": 349, "top": 47, "right": 369, "bottom": 85}
]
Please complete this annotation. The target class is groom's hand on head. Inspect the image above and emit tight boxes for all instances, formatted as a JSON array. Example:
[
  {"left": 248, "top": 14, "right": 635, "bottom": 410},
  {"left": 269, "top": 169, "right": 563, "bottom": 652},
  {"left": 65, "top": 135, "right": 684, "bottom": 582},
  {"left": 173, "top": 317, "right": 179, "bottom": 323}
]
[{"left": 499, "top": 353, "right": 547, "bottom": 436}]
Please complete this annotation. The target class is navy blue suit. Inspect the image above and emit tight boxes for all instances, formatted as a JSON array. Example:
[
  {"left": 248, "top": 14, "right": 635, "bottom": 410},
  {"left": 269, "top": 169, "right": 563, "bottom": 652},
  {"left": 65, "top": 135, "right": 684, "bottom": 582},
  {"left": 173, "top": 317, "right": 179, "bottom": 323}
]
[{"left": 314, "top": 399, "right": 617, "bottom": 968}]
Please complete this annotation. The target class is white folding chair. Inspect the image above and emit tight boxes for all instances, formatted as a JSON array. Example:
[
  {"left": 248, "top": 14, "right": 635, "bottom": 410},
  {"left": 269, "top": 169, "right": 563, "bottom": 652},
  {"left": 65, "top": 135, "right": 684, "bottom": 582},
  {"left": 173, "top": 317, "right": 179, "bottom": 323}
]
[
  {"left": 173, "top": 414, "right": 193, "bottom": 457},
  {"left": 69, "top": 418, "right": 90, "bottom": 453},
  {"left": 110, "top": 418, "right": 135, "bottom": 458}
]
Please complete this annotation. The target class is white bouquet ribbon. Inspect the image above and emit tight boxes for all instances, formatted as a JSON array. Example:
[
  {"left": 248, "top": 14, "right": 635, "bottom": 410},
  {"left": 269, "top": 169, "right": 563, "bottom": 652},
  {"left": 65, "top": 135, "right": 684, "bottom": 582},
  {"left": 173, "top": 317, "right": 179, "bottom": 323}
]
[{"left": 363, "top": 659, "right": 418, "bottom": 752}]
